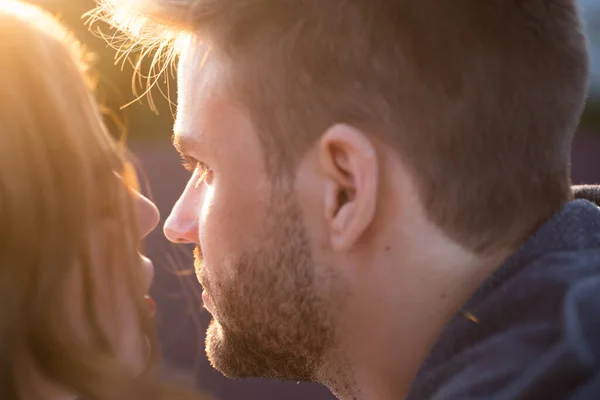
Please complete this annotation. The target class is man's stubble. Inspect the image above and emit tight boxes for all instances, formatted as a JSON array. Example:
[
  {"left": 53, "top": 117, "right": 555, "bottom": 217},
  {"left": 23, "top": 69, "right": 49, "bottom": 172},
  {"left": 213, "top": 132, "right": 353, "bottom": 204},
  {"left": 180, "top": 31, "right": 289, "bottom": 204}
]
[{"left": 194, "top": 189, "right": 345, "bottom": 381}]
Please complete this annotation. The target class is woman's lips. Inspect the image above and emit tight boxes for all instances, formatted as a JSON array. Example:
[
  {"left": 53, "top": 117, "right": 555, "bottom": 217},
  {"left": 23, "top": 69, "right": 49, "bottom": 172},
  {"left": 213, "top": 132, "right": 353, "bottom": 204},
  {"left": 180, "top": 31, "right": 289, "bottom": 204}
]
[
  {"left": 140, "top": 255, "right": 156, "bottom": 316},
  {"left": 145, "top": 295, "right": 156, "bottom": 316},
  {"left": 140, "top": 255, "right": 155, "bottom": 290}
]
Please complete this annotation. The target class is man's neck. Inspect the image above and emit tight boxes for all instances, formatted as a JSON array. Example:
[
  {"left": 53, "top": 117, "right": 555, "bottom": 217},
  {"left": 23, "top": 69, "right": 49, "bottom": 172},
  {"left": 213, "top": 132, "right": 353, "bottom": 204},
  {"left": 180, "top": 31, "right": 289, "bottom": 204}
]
[{"left": 322, "top": 234, "right": 512, "bottom": 400}]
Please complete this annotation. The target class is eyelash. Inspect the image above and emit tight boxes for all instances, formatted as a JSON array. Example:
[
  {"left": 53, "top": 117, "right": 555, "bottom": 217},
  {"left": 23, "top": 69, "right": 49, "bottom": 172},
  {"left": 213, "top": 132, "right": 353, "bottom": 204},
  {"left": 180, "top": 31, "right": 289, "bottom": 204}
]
[{"left": 181, "top": 155, "right": 212, "bottom": 187}]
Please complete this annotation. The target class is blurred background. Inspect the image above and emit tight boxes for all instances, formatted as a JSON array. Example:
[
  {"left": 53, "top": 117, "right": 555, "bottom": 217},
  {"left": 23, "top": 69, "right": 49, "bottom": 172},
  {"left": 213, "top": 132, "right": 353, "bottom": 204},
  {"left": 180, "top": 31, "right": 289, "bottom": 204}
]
[{"left": 25, "top": 1, "right": 600, "bottom": 399}]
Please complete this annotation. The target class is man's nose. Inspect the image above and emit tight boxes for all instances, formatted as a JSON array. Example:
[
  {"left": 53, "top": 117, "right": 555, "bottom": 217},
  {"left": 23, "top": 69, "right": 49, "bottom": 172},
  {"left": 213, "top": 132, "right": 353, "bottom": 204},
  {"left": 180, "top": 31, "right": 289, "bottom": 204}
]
[
  {"left": 164, "top": 196, "right": 198, "bottom": 244},
  {"left": 134, "top": 191, "right": 160, "bottom": 239}
]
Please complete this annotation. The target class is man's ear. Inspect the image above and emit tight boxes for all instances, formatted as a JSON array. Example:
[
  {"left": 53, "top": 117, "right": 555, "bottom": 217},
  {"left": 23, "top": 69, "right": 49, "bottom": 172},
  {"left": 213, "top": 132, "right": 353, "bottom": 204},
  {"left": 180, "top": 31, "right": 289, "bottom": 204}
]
[{"left": 319, "top": 124, "right": 379, "bottom": 252}]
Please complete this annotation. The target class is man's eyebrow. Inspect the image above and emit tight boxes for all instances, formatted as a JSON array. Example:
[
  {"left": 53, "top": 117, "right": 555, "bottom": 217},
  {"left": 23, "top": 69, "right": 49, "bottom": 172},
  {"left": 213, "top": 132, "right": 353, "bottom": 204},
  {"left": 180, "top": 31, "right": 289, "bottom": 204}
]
[
  {"left": 172, "top": 132, "right": 189, "bottom": 154},
  {"left": 172, "top": 131, "right": 204, "bottom": 155}
]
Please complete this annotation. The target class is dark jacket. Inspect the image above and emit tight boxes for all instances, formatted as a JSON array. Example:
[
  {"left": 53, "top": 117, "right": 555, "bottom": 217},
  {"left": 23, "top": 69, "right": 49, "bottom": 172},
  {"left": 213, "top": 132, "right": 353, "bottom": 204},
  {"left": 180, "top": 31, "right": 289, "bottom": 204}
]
[{"left": 407, "top": 187, "right": 600, "bottom": 400}]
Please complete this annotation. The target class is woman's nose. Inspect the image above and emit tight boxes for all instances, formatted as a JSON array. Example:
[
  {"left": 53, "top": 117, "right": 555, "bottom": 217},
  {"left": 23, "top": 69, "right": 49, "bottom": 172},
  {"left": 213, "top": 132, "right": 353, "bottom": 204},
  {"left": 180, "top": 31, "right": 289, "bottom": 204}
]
[{"left": 134, "top": 191, "right": 160, "bottom": 239}]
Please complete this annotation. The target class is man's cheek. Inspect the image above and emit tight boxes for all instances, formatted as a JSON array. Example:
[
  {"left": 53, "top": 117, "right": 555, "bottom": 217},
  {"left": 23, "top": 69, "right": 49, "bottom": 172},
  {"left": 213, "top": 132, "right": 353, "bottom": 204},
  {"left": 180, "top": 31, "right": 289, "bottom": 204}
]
[
  {"left": 200, "top": 199, "right": 233, "bottom": 267},
  {"left": 200, "top": 184, "right": 215, "bottom": 221}
]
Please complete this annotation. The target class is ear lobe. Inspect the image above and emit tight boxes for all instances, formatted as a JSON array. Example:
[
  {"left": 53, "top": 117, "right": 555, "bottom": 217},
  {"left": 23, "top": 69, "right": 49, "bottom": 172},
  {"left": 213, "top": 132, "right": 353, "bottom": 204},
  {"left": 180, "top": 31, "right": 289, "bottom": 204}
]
[{"left": 320, "top": 124, "right": 379, "bottom": 252}]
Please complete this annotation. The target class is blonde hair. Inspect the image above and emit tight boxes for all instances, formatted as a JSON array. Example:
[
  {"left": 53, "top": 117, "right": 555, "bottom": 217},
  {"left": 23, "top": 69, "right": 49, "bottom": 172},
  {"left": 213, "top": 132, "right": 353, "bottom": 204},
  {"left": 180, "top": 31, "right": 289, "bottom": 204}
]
[{"left": 0, "top": 2, "right": 207, "bottom": 399}]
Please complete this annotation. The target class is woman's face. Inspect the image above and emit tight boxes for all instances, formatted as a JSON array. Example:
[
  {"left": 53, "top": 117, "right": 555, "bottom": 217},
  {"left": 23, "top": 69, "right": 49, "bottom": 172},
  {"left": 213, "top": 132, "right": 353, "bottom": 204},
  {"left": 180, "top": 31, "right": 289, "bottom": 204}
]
[
  {"left": 20, "top": 183, "right": 161, "bottom": 399},
  {"left": 123, "top": 188, "right": 160, "bottom": 369},
  {"left": 69, "top": 182, "right": 161, "bottom": 372},
  {"left": 102, "top": 187, "right": 160, "bottom": 370},
  {"left": 133, "top": 189, "right": 160, "bottom": 302}
]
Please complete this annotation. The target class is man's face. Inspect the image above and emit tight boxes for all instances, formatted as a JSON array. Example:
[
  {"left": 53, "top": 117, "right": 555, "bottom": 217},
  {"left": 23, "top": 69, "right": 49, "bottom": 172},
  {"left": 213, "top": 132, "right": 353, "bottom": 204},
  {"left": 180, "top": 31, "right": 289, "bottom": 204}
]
[{"left": 164, "top": 43, "right": 340, "bottom": 380}]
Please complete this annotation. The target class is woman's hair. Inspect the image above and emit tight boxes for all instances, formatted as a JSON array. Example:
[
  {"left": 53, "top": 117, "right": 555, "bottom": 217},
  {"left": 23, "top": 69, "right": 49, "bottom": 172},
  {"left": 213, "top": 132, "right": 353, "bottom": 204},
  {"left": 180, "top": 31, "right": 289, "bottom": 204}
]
[{"left": 0, "top": 2, "right": 206, "bottom": 399}]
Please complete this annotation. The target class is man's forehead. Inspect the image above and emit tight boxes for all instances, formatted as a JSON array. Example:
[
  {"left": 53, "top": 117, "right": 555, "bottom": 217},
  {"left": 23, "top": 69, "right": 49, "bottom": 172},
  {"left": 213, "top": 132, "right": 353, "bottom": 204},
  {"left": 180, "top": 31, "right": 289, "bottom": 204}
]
[
  {"left": 175, "top": 46, "right": 217, "bottom": 135},
  {"left": 178, "top": 42, "right": 221, "bottom": 96},
  {"left": 179, "top": 39, "right": 210, "bottom": 75},
  {"left": 176, "top": 42, "right": 226, "bottom": 126}
]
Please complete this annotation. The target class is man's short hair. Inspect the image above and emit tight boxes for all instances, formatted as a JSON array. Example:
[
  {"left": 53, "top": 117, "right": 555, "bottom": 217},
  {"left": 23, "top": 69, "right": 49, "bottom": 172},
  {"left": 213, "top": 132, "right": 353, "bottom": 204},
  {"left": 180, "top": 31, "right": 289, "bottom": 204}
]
[{"left": 93, "top": 0, "right": 590, "bottom": 253}]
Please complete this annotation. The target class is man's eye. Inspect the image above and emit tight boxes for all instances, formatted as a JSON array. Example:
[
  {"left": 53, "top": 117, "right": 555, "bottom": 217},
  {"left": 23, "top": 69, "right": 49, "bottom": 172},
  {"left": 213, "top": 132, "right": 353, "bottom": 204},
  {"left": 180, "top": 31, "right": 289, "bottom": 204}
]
[{"left": 181, "top": 155, "right": 212, "bottom": 187}]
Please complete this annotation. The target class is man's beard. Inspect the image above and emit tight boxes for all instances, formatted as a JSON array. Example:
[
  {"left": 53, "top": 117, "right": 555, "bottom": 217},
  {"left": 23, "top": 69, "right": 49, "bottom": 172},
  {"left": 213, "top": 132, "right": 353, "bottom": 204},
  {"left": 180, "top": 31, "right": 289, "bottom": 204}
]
[{"left": 194, "top": 192, "right": 341, "bottom": 381}]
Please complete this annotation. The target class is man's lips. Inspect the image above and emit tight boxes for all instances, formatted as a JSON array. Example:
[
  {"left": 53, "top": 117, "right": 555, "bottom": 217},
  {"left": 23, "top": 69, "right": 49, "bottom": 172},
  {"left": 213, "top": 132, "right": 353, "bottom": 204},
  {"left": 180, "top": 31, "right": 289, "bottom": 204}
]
[{"left": 202, "top": 290, "right": 215, "bottom": 314}]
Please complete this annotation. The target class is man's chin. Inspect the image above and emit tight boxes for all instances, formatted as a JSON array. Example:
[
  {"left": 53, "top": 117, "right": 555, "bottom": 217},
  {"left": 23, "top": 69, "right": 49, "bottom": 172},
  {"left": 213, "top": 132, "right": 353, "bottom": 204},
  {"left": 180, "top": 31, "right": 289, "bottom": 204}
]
[
  {"left": 204, "top": 320, "right": 317, "bottom": 381},
  {"left": 205, "top": 320, "right": 255, "bottom": 379}
]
